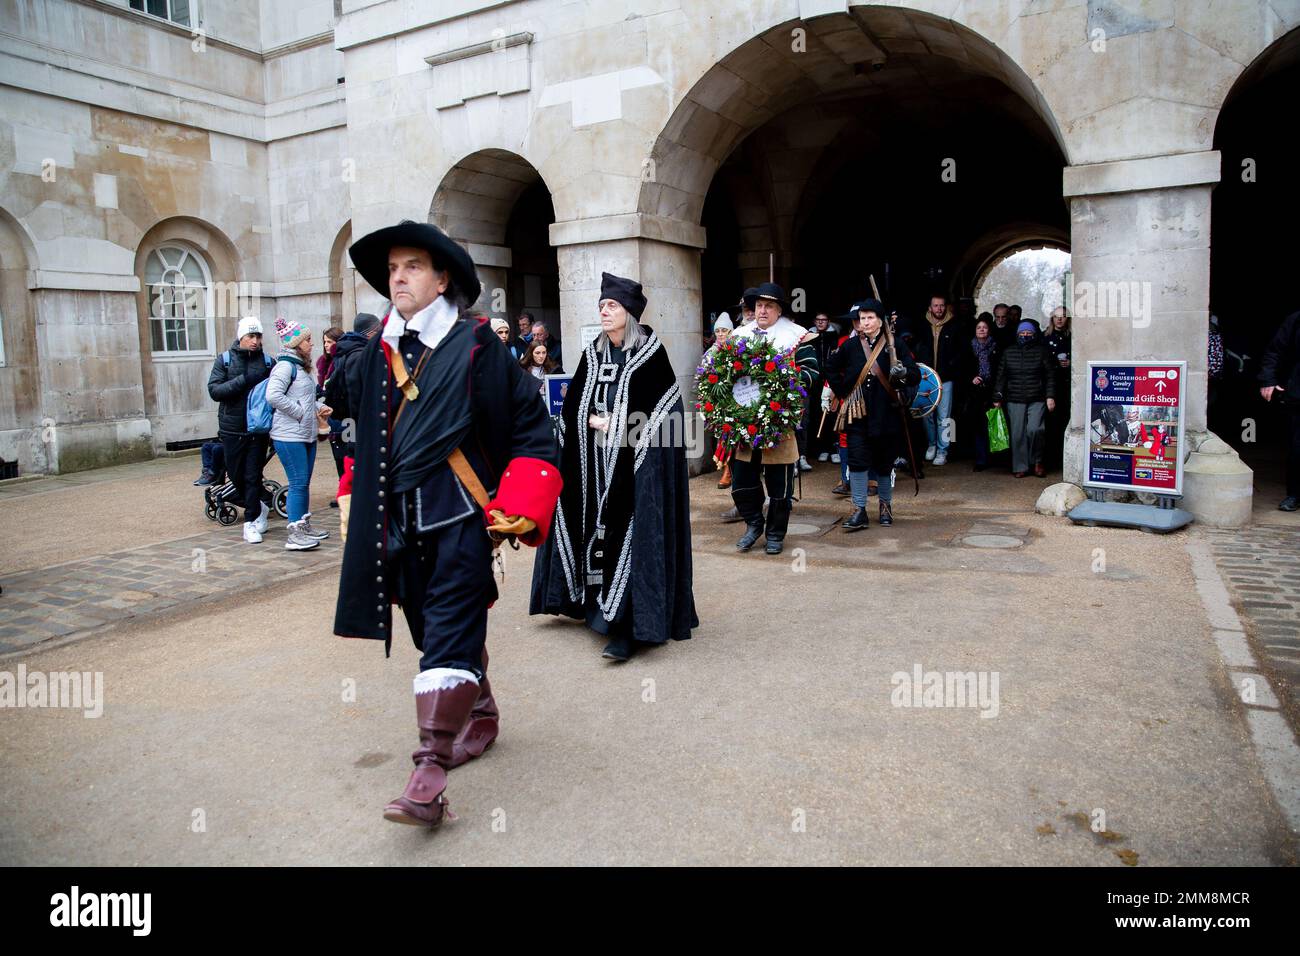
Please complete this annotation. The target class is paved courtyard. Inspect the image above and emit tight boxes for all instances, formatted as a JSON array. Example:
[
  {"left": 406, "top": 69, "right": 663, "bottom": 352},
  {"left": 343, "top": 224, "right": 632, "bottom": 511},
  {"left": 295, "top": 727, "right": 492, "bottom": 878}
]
[{"left": 0, "top": 457, "right": 1296, "bottom": 865}]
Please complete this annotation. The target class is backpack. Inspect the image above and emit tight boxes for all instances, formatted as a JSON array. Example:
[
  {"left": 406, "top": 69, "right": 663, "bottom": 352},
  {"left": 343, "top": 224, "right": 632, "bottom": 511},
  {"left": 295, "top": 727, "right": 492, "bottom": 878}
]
[{"left": 223, "top": 350, "right": 288, "bottom": 434}]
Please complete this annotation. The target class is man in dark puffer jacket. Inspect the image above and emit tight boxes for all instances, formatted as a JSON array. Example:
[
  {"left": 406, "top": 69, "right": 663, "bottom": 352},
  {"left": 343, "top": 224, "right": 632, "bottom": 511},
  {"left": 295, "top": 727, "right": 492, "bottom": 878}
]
[
  {"left": 207, "top": 317, "right": 275, "bottom": 541},
  {"left": 993, "top": 321, "right": 1057, "bottom": 477}
]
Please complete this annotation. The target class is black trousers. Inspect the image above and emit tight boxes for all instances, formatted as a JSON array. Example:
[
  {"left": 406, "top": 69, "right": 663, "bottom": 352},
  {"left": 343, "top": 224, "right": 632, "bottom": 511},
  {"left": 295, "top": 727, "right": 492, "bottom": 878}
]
[
  {"left": 220, "top": 431, "right": 270, "bottom": 522},
  {"left": 729, "top": 452, "right": 794, "bottom": 502},
  {"left": 327, "top": 433, "right": 346, "bottom": 479},
  {"left": 393, "top": 514, "right": 497, "bottom": 676}
]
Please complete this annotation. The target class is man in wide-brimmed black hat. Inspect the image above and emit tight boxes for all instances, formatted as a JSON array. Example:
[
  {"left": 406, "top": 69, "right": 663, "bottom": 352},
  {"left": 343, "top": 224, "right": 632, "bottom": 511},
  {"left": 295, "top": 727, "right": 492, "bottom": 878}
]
[{"left": 334, "top": 219, "right": 563, "bottom": 830}]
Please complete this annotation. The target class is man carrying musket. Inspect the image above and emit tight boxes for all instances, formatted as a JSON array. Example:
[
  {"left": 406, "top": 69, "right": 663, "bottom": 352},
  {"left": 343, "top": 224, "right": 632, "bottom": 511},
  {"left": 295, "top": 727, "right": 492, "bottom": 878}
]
[
  {"left": 825, "top": 299, "right": 920, "bottom": 530},
  {"left": 334, "top": 220, "right": 562, "bottom": 828}
]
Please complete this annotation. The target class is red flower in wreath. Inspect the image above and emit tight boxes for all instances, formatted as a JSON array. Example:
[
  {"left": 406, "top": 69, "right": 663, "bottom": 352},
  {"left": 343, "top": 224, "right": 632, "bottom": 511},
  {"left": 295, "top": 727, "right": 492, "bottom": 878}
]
[
  {"left": 722, "top": 423, "right": 732, "bottom": 432},
  {"left": 707, "top": 374, "right": 719, "bottom": 384},
  {"left": 769, "top": 400, "right": 782, "bottom": 411},
  {"left": 733, "top": 360, "right": 744, "bottom": 371},
  {"left": 746, "top": 424, "right": 757, "bottom": 435},
  {"left": 764, "top": 361, "right": 777, "bottom": 373},
  {"left": 704, "top": 402, "right": 714, "bottom": 411}
]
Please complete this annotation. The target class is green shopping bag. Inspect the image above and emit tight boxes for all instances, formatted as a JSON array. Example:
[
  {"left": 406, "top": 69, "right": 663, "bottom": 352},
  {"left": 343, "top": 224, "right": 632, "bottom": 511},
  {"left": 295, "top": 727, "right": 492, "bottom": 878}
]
[{"left": 987, "top": 407, "right": 1010, "bottom": 454}]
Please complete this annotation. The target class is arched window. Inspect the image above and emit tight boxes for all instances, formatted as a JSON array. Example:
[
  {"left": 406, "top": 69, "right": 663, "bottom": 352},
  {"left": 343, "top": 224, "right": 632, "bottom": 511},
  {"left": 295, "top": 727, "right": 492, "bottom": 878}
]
[{"left": 144, "top": 244, "right": 213, "bottom": 356}]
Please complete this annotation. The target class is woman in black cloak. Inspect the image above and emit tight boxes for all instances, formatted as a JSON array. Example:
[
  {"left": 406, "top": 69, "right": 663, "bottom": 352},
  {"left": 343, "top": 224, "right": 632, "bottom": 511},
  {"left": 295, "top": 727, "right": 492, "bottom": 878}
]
[{"left": 530, "top": 272, "right": 698, "bottom": 661}]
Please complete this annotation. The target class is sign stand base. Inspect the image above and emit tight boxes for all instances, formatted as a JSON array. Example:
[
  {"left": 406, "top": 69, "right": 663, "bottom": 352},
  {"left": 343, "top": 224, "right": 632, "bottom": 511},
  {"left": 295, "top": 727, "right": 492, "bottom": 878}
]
[{"left": 1067, "top": 494, "right": 1194, "bottom": 533}]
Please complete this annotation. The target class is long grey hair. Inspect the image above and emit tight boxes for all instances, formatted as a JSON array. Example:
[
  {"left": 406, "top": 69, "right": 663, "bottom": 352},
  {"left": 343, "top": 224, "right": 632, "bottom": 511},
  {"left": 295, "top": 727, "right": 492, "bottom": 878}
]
[{"left": 594, "top": 318, "right": 647, "bottom": 355}]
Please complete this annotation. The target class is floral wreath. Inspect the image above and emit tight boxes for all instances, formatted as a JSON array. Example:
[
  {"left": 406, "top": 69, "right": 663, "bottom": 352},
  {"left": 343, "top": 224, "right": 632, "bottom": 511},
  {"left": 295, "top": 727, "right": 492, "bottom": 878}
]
[{"left": 695, "top": 333, "right": 807, "bottom": 458}]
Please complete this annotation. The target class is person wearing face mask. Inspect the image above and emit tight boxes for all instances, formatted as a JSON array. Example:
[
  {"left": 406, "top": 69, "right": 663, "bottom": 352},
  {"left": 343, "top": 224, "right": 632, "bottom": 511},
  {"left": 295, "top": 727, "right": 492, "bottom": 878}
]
[
  {"left": 531, "top": 272, "right": 698, "bottom": 662},
  {"left": 826, "top": 299, "right": 921, "bottom": 530},
  {"left": 992, "top": 321, "right": 1057, "bottom": 477}
]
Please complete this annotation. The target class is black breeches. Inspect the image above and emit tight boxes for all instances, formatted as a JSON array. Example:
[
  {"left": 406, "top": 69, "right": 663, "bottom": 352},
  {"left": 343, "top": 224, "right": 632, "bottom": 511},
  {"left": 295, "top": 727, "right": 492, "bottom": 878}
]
[
  {"left": 393, "top": 515, "right": 497, "bottom": 676},
  {"left": 729, "top": 452, "right": 794, "bottom": 502}
]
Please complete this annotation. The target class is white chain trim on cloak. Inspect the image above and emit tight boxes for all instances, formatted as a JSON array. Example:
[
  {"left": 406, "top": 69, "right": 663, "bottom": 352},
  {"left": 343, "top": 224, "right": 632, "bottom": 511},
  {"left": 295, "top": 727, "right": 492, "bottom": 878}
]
[
  {"left": 589, "top": 332, "right": 661, "bottom": 621},
  {"left": 413, "top": 667, "right": 478, "bottom": 695},
  {"left": 634, "top": 381, "right": 681, "bottom": 472},
  {"left": 553, "top": 496, "right": 581, "bottom": 603},
  {"left": 555, "top": 332, "right": 664, "bottom": 615},
  {"left": 555, "top": 344, "right": 601, "bottom": 604},
  {"left": 597, "top": 515, "right": 634, "bottom": 620}
]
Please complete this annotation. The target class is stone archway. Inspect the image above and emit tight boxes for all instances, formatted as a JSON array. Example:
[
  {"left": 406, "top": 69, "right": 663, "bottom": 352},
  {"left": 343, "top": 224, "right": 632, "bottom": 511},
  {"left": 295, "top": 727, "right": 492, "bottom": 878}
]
[
  {"left": 1210, "top": 25, "right": 1300, "bottom": 510},
  {"left": 431, "top": 149, "right": 559, "bottom": 338},
  {"left": 636, "top": 7, "right": 1071, "bottom": 471}
]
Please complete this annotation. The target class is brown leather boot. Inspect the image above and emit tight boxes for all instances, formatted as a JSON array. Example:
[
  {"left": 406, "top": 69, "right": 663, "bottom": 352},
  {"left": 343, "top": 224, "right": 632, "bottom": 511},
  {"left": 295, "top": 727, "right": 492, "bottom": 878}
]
[
  {"left": 450, "top": 649, "right": 499, "bottom": 769},
  {"left": 717, "top": 462, "right": 732, "bottom": 489},
  {"left": 383, "top": 676, "right": 480, "bottom": 828}
]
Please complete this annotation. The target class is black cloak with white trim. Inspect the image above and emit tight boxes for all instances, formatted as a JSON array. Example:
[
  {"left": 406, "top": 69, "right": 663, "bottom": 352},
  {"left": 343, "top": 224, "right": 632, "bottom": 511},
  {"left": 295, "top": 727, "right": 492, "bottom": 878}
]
[{"left": 529, "top": 327, "right": 698, "bottom": 644}]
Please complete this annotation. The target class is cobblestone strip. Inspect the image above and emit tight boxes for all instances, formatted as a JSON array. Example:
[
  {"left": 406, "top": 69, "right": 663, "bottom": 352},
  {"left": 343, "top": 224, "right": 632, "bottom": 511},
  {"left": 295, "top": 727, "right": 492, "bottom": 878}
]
[
  {"left": 0, "top": 510, "right": 341, "bottom": 654},
  {"left": 1205, "top": 525, "right": 1300, "bottom": 718},
  {"left": 1189, "top": 534, "right": 1300, "bottom": 834}
]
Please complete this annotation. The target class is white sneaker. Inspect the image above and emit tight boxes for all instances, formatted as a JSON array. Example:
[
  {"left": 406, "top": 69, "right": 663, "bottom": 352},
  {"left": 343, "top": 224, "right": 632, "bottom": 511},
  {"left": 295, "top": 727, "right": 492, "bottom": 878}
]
[
  {"left": 830, "top": 453, "right": 840, "bottom": 464},
  {"left": 817, "top": 452, "right": 829, "bottom": 462},
  {"left": 243, "top": 522, "right": 262, "bottom": 544},
  {"left": 284, "top": 520, "right": 320, "bottom": 551},
  {"left": 798, "top": 456, "right": 813, "bottom": 472},
  {"left": 933, "top": 451, "right": 947, "bottom": 466},
  {"left": 925, "top": 445, "right": 936, "bottom": 462},
  {"left": 253, "top": 501, "right": 270, "bottom": 534}
]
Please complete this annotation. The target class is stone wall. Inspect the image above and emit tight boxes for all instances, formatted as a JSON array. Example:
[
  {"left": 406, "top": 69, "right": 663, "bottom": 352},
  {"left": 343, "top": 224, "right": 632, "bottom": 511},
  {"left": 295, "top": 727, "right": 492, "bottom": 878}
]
[{"left": 2, "top": 0, "right": 1299, "bottom": 518}]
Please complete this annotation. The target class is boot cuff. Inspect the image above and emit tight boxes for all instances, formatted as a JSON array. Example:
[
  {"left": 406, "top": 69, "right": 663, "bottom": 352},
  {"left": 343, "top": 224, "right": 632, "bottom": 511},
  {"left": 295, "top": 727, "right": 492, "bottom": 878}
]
[{"left": 414, "top": 668, "right": 479, "bottom": 695}]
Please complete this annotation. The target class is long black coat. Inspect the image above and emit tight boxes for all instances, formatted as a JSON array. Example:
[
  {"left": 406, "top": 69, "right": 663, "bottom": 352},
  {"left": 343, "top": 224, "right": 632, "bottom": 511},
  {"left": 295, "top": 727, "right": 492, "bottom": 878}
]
[
  {"left": 530, "top": 329, "right": 697, "bottom": 645},
  {"left": 1260, "top": 310, "right": 1300, "bottom": 403},
  {"left": 958, "top": 339, "right": 1001, "bottom": 417},
  {"left": 826, "top": 332, "right": 922, "bottom": 438},
  {"left": 334, "top": 316, "right": 559, "bottom": 647}
]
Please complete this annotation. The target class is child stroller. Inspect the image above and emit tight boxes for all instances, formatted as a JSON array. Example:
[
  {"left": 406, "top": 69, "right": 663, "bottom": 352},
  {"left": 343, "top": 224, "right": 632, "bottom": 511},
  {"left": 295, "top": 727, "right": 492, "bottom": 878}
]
[{"left": 203, "top": 443, "right": 290, "bottom": 526}]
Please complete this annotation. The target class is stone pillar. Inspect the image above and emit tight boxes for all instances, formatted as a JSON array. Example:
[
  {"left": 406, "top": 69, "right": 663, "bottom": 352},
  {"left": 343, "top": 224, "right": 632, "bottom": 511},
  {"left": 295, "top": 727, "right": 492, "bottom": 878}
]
[
  {"left": 1062, "top": 151, "right": 1252, "bottom": 527},
  {"left": 465, "top": 242, "right": 512, "bottom": 318},
  {"left": 551, "top": 213, "right": 709, "bottom": 470}
]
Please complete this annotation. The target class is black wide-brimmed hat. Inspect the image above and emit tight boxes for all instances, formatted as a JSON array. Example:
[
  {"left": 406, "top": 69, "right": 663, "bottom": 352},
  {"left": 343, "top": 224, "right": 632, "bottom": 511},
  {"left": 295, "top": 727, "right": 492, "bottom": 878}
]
[
  {"left": 853, "top": 298, "right": 886, "bottom": 317},
  {"left": 599, "top": 272, "right": 647, "bottom": 319},
  {"left": 349, "top": 220, "right": 481, "bottom": 306},
  {"left": 738, "top": 287, "right": 758, "bottom": 310},
  {"left": 744, "top": 282, "right": 787, "bottom": 313}
]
